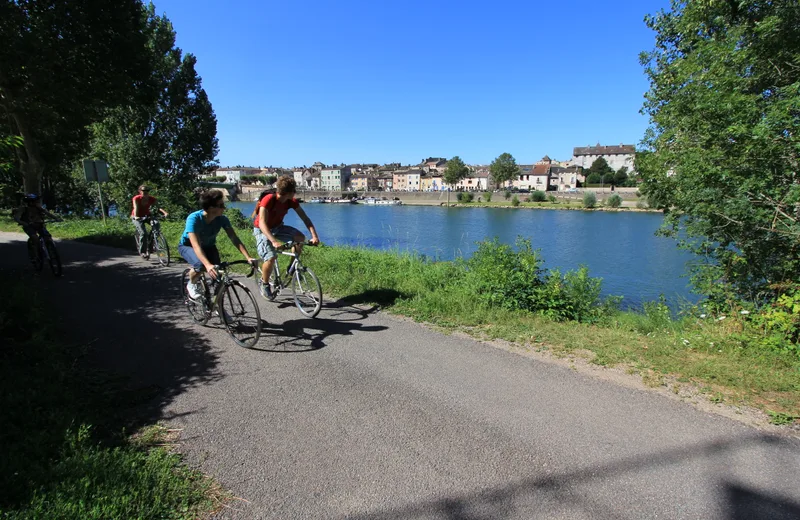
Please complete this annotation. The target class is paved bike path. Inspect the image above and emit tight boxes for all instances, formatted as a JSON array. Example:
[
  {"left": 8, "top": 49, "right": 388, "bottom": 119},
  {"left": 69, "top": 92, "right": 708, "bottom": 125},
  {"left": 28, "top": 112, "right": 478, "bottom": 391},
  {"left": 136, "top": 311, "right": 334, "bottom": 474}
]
[{"left": 1, "top": 232, "right": 798, "bottom": 520}]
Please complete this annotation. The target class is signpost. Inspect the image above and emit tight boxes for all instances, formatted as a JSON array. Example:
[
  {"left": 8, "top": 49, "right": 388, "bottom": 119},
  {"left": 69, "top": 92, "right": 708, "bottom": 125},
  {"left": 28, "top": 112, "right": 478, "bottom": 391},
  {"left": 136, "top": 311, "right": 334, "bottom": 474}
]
[{"left": 83, "top": 160, "right": 109, "bottom": 225}]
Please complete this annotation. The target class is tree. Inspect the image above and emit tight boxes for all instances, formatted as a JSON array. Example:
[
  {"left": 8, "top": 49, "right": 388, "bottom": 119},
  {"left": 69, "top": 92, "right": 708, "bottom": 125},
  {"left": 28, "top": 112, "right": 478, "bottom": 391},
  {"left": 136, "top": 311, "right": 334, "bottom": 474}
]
[
  {"left": 87, "top": 5, "right": 218, "bottom": 216},
  {"left": 586, "top": 173, "right": 602, "bottom": 185},
  {"left": 0, "top": 0, "right": 151, "bottom": 195},
  {"left": 443, "top": 156, "right": 469, "bottom": 206},
  {"left": 489, "top": 153, "right": 520, "bottom": 189},
  {"left": 639, "top": 0, "right": 800, "bottom": 304},
  {"left": 587, "top": 157, "right": 614, "bottom": 184},
  {"left": 614, "top": 167, "right": 629, "bottom": 187}
]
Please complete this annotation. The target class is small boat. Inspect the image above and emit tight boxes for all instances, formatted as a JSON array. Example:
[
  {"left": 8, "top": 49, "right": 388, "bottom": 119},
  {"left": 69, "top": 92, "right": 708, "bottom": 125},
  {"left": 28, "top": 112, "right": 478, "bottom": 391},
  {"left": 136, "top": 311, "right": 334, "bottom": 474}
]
[{"left": 374, "top": 197, "right": 402, "bottom": 205}]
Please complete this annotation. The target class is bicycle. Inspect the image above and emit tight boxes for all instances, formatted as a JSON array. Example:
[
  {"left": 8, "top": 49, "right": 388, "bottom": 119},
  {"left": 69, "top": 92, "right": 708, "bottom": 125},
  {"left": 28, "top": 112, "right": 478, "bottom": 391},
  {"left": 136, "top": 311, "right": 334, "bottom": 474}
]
[
  {"left": 134, "top": 216, "right": 170, "bottom": 266},
  {"left": 257, "top": 241, "right": 323, "bottom": 318},
  {"left": 180, "top": 260, "right": 262, "bottom": 348},
  {"left": 28, "top": 220, "right": 62, "bottom": 277}
]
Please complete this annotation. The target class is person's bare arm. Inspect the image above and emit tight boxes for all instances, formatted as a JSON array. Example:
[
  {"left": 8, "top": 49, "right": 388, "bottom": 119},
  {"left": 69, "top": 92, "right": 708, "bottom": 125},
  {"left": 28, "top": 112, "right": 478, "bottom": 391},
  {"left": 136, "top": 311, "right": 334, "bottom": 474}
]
[
  {"left": 258, "top": 206, "right": 282, "bottom": 248},
  {"left": 188, "top": 232, "right": 217, "bottom": 279},
  {"left": 293, "top": 206, "right": 319, "bottom": 244},
  {"left": 224, "top": 227, "right": 256, "bottom": 262}
]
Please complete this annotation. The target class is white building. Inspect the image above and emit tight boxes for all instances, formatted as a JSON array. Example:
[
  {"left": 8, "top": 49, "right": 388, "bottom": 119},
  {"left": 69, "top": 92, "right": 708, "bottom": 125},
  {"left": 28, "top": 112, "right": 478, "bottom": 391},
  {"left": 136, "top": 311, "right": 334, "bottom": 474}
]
[
  {"left": 214, "top": 167, "right": 260, "bottom": 183},
  {"left": 569, "top": 144, "right": 635, "bottom": 172}
]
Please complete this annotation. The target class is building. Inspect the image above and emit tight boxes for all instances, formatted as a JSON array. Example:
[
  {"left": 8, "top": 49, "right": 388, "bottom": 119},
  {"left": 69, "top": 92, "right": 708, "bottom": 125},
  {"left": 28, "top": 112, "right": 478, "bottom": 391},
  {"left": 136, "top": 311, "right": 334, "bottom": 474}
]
[
  {"left": 570, "top": 144, "right": 635, "bottom": 172},
  {"left": 421, "top": 157, "right": 447, "bottom": 173},
  {"left": 214, "top": 167, "right": 261, "bottom": 183},
  {"left": 350, "top": 174, "right": 379, "bottom": 191},
  {"left": 550, "top": 165, "right": 583, "bottom": 191},
  {"left": 392, "top": 170, "right": 408, "bottom": 191},
  {"left": 320, "top": 166, "right": 351, "bottom": 191},
  {"left": 402, "top": 169, "right": 424, "bottom": 191},
  {"left": 421, "top": 172, "right": 444, "bottom": 191},
  {"left": 376, "top": 173, "right": 393, "bottom": 191},
  {"left": 455, "top": 170, "right": 490, "bottom": 191}
]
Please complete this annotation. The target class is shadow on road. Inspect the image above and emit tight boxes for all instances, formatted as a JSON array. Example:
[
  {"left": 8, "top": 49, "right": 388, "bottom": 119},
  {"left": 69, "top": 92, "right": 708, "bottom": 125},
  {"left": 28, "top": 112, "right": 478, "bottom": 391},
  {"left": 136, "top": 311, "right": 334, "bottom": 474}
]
[{"left": 340, "top": 433, "right": 800, "bottom": 520}]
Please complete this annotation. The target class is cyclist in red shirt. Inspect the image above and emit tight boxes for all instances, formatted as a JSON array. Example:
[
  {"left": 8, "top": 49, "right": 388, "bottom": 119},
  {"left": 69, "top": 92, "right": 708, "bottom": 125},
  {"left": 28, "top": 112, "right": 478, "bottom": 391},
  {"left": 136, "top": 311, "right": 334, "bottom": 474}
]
[
  {"left": 131, "top": 185, "right": 168, "bottom": 259},
  {"left": 253, "top": 176, "right": 319, "bottom": 299}
]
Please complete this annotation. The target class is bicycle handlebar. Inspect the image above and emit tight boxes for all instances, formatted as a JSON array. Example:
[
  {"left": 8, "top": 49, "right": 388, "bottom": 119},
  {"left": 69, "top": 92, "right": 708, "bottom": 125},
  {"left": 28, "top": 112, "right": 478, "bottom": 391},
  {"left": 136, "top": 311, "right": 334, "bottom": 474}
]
[
  {"left": 213, "top": 259, "right": 257, "bottom": 278},
  {"left": 277, "top": 241, "right": 318, "bottom": 250}
]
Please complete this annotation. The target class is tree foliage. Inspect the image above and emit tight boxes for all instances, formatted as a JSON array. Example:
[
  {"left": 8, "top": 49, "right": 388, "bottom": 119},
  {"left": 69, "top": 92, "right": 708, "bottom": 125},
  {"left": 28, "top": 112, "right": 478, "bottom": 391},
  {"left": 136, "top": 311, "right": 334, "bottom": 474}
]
[
  {"left": 639, "top": 0, "right": 800, "bottom": 304},
  {"left": 489, "top": 152, "right": 520, "bottom": 189},
  {"left": 87, "top": 5, "right": 219, "bottom": 216},
  {"left": 0, "top": 0, "right": 151, "bottom": 195},
  {"left": 443, "top": 156, "right": 469, "bottom": 188}
]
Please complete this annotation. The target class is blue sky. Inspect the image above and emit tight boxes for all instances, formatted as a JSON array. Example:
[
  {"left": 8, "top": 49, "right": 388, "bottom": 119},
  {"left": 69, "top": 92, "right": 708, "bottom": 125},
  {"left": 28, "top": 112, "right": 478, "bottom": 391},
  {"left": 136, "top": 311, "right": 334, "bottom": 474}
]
[{"left": 154, "top": 0, "right": 671, "bottom": 167}]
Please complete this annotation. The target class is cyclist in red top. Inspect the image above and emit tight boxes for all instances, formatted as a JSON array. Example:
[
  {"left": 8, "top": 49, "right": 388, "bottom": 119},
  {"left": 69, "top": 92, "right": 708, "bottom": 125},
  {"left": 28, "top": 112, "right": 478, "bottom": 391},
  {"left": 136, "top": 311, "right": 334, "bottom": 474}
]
[
  {"left": 131, "top": 185, "right": 168, "bottom": 259},
  {"left": 253, "top": 176, "right": 319, "bottom": 299}
]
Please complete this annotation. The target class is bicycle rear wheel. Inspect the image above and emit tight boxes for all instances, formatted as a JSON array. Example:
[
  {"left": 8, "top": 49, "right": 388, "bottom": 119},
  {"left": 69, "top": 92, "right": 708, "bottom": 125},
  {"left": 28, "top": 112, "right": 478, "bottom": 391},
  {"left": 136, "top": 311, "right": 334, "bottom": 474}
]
[
  {"left": 45, "top": 239, "right": 62, "bottom": 277},
  {"left": 219, "top": 280, "right": 262, "bottom": 348},
  {"left": 181, "top": 269, "right": 211, "bottom": 324},
  {"left": 292, "top": 266, "right": 322, "bottom": 318},
  {"left": 153, "top": 232, "right": 170, "bottom": 267}
]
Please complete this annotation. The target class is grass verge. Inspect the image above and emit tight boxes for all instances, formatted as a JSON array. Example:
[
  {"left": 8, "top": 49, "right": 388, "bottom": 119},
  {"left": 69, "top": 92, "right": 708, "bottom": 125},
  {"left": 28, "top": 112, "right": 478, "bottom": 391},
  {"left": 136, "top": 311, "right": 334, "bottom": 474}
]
[
  {"left": 1, "top": 213, "right": 797, "bottom": 425},
  {"left": 0, "top": 272, "right": 221, "bottom": 519}
]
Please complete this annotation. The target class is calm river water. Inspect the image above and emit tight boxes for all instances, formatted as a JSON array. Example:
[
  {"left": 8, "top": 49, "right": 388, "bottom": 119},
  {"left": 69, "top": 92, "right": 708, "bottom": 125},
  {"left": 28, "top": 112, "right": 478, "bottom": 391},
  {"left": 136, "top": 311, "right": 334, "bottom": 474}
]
[{"left": 230, "top": 201, "right": 698, "bottom": 308}]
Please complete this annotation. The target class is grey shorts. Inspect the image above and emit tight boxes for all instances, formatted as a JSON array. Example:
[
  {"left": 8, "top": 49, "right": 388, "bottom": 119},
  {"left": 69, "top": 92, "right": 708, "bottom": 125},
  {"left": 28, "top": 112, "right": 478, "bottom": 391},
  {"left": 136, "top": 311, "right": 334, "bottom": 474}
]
[{"left": 254, "top": 225, "right": 303, "bottom": 261}]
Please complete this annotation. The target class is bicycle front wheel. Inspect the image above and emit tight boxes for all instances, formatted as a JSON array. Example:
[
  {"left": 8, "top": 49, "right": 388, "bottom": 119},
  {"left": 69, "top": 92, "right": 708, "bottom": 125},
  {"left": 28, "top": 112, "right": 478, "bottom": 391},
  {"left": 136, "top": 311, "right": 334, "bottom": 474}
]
[
  {"left": 219, "top": 281, "right": 262, "bottom": 348},
  {"left": 154, "top": 232, "right": 170, "bottom": 266},
  {"left": 29, "top": 239, "right": 43, "bottom": 272},
  {"left": 45, "top": 240, "right": 62, "bottom": 277},
  {"left": 181, "top": 269, "right": 211, "bottom": 324},
  {"left": 292, "top": 266, "right": 322, "bottom": 318}
]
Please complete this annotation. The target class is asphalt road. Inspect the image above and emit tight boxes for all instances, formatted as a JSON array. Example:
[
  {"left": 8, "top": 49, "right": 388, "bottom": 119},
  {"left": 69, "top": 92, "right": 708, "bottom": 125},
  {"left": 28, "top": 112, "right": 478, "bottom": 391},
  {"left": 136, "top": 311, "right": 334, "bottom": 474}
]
[{"left": 2, "top": 232, "right": 799, "bottom": 520}]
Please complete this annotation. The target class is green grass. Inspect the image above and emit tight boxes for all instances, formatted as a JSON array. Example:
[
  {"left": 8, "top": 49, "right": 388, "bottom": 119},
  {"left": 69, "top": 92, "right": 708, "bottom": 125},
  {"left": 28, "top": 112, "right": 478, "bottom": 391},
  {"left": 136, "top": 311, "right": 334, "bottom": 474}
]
[
  {"left": 0, "top": 272, "right": 220, "bottom": 519},
  {"left": 2, "top": 213, "right": 798, "bottom": 422}
]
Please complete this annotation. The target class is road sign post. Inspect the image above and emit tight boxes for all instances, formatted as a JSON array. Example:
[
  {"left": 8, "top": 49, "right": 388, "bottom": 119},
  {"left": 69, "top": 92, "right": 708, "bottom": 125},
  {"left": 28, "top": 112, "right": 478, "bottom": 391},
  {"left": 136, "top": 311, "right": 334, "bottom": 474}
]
[{"left": 83, "top": 160, "right": 110, "bottom": 226}]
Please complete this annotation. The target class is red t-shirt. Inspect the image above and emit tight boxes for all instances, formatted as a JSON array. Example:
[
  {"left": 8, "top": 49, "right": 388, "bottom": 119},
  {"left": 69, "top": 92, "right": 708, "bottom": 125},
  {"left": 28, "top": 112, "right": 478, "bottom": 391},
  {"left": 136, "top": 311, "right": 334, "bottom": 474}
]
[
  {"left": 253, "top": 193, "right": 299, "bottom": 229},
  {"left": 131, "top": 194, "right": 157, "bottom": 217}
]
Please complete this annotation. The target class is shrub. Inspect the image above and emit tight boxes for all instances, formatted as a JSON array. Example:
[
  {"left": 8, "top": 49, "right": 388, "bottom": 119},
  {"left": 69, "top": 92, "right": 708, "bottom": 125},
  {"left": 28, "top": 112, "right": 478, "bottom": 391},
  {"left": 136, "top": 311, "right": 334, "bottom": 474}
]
[
  {"left": 224, "top": 206, "right": 251, "bottom": 230},
  {"left": 636, "top": 199, "right": 649, "bottom": 209},
  {"left": 583, "top": 191, "right": 597, "bottom": 208},
  {"left": 465, "top": 238, "right": 546, "bottom": 311},
  {"left": 607, "top": 194, "right": 622, "bottom": 208},
  {"left": 511, "top": 195, "right": 520, "bottom": 207},
  {"left": 751, "top": 285, "right": 800, "bottom": 358},
  {"left": 547, "top": 195, "right": 557, "bottom": 203},
  {"left": 483, "top": 192, "right": 492, "bottom": 202},
  {"left": 538, "top": 267, "right": 621, "bottom": 323},
  {"left": 457, "top": 192, "right": 474, "bottom": 203},
  {"left": 504, "top": 190, "right": 511, "bottom": 200},
  {"left": 531, "top": 190, "right": 547, "bottom": 202},
  {"left": 465, "top": 238, "right": 618, "bottom": 323}
]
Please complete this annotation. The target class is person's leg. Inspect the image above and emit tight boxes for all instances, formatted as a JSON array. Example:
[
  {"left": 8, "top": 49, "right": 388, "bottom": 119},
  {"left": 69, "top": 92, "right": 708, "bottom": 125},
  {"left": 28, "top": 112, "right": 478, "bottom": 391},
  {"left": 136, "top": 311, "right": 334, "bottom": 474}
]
[
  {"left": 178, "top": 245, "right": 206, "bottom": 292},
  {"left": 21, "top": 224, "right": 38, "bottom": 255},
  {"left": 132, "top": 218, "right": 147, "bottom": 255},
  {"left": 272, "top": 226, "right": 304, "bottom": 272},
  {"left": 254, "top": 228, "right": 278, "bottom": 285}
]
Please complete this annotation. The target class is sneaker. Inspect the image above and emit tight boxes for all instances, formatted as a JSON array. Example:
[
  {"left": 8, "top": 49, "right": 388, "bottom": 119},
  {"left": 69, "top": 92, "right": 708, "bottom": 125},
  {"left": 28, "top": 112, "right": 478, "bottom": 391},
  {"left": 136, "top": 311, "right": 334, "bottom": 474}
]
[
  {"left": 186, "top": 281, "right": 203, "bottom": 300},
  {"left": 258, "top": 278, "right": 272, "bottom": 299}
]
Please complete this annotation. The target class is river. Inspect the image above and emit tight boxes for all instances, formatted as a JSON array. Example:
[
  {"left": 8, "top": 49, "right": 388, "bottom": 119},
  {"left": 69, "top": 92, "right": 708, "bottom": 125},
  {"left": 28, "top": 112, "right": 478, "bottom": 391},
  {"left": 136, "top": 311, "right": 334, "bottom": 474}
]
[{"left": 230, "top": 201, "right": 698, "bottom": 309}]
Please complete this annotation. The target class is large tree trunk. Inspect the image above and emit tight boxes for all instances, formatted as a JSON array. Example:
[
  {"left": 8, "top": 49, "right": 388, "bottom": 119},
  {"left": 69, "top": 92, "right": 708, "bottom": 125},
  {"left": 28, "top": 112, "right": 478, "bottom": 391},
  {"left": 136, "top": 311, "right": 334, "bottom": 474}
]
[
  {"left": 10, "top": 110, "right": 45, "bottom": 195},
  {"left": 0, "top": 80, "right": 45, "bottom": 195}
]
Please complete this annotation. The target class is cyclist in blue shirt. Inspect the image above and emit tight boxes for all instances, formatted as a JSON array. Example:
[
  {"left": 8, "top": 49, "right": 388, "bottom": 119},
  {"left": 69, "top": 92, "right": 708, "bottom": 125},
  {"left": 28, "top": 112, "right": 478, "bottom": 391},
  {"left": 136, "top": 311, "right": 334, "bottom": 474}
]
[{"left": 179, "top": 189, "right": 257, "bottom": 300}]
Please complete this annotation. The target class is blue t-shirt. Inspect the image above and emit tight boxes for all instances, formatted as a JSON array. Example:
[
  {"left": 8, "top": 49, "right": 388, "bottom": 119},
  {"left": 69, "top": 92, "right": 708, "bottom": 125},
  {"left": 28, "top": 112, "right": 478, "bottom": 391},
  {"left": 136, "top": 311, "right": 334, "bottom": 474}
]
[{"left": 180, "top": 210, "right": 231, "bottom": 248}]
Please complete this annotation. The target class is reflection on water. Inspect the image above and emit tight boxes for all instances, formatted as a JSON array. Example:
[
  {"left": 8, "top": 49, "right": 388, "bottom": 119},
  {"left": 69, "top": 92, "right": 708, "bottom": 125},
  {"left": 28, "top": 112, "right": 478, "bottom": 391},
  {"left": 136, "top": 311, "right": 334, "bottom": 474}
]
[{"left": 232, "top": 202, "right": 697, "bottom": 308}]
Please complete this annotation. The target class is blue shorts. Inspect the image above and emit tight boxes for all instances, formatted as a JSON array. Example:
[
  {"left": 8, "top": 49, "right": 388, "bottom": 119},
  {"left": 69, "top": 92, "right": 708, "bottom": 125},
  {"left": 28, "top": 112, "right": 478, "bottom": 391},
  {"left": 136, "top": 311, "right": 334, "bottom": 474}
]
[
  {"left": 254, "top": 225, "right": 303, "bottom": 261},
  {"left": 178, "top": 244, "right": 221, "bottom": 271}
]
